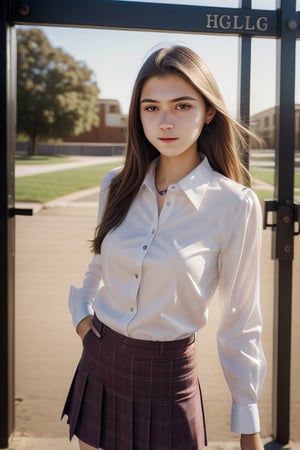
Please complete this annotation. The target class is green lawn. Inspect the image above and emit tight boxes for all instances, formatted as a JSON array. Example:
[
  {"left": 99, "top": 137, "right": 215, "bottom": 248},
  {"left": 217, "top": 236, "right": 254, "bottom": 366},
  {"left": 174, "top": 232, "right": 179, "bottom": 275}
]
[
  {"left": 251, "top": 170, "right": 274, "bottom": 185},
  {"left": 252, "top": 169, "right": 300, "bottom": 188},
  {"left": 254, "top": 190, "right": 274, "bottom": 201},
  {"left": 15, "top": 163, "right": 119, "bottom": 202},
  {"left": 16, "top": 163, "right": 300, "bottom": 204}
]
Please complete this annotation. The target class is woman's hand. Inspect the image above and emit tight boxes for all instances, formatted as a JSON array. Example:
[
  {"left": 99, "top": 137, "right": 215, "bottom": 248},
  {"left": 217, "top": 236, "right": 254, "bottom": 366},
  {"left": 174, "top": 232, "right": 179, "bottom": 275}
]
[
  {"left": 76, "top": 315, "right": 93, "bottom": 341},
  {"left": 240, "top": 433, "right": 264, "bottom": 450}
]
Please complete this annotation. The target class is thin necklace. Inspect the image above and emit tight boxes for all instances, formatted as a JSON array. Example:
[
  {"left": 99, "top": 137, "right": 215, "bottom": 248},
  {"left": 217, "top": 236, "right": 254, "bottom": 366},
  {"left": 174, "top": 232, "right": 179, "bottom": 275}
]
[{"left": 157, "top": 188, "right": 168, "bottom": 196}]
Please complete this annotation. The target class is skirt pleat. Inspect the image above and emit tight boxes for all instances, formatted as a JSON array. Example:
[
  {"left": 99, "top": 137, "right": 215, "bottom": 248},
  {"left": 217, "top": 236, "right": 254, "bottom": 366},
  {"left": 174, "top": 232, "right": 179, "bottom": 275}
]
[{"left": 62, "top": 315, "right": 207, "bottom": 450}]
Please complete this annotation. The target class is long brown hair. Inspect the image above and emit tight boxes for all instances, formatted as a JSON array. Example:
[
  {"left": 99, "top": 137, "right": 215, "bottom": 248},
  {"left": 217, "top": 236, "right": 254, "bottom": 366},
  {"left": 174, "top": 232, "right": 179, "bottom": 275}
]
[{"left": 92, "top": 45, "right": 255, "bottom": 254}]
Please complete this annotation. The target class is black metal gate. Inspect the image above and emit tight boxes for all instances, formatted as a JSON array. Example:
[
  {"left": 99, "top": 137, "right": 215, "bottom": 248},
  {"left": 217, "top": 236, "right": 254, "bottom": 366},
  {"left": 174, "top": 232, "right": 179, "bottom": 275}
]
[{"left": 0, "top": 0, "right": 299, "bottom": 448}]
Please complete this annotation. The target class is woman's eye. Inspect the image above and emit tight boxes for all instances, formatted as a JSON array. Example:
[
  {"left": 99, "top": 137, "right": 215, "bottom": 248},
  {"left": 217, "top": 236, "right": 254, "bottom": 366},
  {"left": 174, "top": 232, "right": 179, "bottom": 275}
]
[
  {"left": 176, "top": 103, "right": 191, "bottom": 111},
  {"left": 145, "top": 105, "right": 158, "bottom": 112}
]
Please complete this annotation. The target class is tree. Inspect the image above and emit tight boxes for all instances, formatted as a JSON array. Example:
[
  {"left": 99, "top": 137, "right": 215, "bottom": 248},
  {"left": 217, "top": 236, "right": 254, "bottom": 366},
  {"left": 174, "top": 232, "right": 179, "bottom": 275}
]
[{"left": 17, "top": 28, "right": 100, "bottom": 155}]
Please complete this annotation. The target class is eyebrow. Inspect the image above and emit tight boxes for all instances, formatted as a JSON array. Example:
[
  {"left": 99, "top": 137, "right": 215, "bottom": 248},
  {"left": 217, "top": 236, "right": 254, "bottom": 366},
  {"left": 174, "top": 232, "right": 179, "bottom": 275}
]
[{"left": 140, "top": 96, "right": 198, "bottom": 104}]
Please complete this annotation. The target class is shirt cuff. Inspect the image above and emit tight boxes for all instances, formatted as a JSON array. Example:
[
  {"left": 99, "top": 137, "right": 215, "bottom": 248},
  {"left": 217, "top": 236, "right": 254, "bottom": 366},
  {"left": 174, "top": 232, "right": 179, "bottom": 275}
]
[
  {"left": 68, "top": 286, "right": 94, "bottom": 330},
  {"left": 231, "top": 402, "right": 261, "bottom": 434}
]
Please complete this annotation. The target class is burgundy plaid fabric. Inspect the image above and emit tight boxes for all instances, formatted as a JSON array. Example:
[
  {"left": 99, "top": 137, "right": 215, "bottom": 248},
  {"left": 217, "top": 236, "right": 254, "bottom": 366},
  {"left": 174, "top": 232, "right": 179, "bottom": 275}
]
[{"left": 62, "top": 315, "right": 207, "bottom": 449}]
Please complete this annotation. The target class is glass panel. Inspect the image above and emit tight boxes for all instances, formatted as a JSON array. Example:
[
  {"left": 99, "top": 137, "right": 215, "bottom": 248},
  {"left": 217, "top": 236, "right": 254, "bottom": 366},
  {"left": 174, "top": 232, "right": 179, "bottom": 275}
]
[
  {"left": 291, "top": 39, "right": 300, "bottom": 443},
  {"left": 15, "top": 24, "right": 280, "bottom": 444},
  {"left": 15, "top": 25, "right": 239, "bottom": 444},
  {"left": 250, "top": 38, "right": 276, "bottom": 201},
  {"left": 249, "top": 37, "right": 276, "bottom": 440},
  {"left": 251, "top": 0, "right": 277, "bottom": 10}
]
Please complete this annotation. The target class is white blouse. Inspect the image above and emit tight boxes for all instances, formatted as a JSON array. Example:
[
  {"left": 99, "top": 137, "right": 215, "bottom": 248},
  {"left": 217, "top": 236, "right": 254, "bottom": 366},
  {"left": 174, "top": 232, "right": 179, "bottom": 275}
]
[{"left": 68, "top": 156, "right": 266, "bottom": 435}]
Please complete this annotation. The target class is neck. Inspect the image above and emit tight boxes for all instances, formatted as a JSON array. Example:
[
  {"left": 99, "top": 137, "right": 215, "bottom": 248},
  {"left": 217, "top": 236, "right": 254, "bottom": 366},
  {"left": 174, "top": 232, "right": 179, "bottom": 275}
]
[{"left": 155, "top": 152, "right": 201, "bottom": 189}]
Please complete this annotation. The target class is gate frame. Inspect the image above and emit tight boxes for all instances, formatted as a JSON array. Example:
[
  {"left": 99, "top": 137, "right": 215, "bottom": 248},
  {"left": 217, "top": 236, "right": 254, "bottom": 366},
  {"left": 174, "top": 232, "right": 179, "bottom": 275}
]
[
  {"left": 0, "top": 0, "right": 16, "bottom": 446},
  {"left": 1, "top": 0, "right": 299, "bottom": 447}
]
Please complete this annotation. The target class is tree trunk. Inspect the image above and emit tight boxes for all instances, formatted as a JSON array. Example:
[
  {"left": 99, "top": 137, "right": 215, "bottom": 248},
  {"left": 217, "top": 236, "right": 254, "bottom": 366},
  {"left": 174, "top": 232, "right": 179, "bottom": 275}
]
[{"left": 28, "top": 134, "right": 38, "bottom": 156}]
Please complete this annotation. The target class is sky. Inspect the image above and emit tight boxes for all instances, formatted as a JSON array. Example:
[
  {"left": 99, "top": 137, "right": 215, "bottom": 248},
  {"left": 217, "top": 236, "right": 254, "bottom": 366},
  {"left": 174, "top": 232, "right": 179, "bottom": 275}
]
[{"left": 18, "top": 0, "right": 300, "bottom": 118}]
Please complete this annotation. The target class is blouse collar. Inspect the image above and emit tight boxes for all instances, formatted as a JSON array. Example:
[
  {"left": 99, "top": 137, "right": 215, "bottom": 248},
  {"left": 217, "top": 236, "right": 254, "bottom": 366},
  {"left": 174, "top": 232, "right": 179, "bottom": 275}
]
[{"left": 143, "top": 155, "right": 214, "bottom": 210}]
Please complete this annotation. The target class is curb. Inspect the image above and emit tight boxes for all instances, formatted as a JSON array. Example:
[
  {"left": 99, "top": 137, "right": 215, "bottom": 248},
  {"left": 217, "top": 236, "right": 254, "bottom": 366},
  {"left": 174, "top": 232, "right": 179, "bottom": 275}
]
[
  {"left": 15, "top": 186, "right": 100, "bottom": 214},
  {"left": 15, "top": 177, "right": 272, "bottom": 215}
]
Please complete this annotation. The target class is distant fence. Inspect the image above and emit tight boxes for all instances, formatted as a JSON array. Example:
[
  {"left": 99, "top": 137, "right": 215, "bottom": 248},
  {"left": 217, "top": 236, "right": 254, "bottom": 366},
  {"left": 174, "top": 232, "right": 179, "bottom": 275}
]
[
  {"left": 250, "top": 148, "right": 300, "bottom": 169},
  {"left": 16, "top": 141, "right": 126, "bottom": 156},
  {"left": 15, "top": 143, "right": 300, "bottom": 168}
]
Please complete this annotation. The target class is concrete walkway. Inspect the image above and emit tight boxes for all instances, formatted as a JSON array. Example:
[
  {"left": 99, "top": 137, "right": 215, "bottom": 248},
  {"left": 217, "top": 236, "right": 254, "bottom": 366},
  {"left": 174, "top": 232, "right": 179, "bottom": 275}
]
[
  {"left": 15, "top": 155, "right": 124, "bottom": 177},
  {"left": 8, "top": 157, "right": 300, "bottom": 450}
]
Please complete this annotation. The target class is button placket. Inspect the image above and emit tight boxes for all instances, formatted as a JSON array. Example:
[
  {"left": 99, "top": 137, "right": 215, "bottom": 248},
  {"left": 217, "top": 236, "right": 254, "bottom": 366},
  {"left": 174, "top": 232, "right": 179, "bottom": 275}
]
[
  {"left": 159, "top": 189, "right": 175, "bottom": 223},
  {"left": 141, "top": 216, "right": 158, "bottom": 252},
  {"left": 130, "top": 215, "right": 159, "bottom": 317}
]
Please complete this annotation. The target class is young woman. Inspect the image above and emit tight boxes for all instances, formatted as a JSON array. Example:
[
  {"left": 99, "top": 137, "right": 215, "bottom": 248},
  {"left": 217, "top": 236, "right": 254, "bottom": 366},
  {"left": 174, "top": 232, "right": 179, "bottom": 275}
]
[{"left": 62, "top": 46, "right": 266, "bottom": 450}]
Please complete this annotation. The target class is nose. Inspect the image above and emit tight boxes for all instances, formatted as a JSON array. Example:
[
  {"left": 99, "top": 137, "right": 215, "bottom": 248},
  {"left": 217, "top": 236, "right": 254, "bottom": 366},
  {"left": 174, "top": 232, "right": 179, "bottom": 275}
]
[{"left": 159, "top": 114, "right": 174, "bottom": 131}]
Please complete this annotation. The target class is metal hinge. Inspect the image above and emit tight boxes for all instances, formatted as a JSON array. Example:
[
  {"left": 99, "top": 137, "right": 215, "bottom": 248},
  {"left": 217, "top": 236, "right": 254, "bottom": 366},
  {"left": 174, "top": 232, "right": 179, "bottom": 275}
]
[{"left": 263, "top": 200, "right": 300, "bottom": 260}]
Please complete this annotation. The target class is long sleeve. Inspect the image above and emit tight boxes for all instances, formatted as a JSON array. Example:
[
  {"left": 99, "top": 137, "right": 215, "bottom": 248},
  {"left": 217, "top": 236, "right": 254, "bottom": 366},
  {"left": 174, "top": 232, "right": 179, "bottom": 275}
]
[
  {"left": 217, "top": 188, "right": 266, "bottom": 434},
  {"left": 68, "top": 254, "right": 102, "bottom": 330},
  {"left": 68, "top": 169, "right": 117, "bottom": 330}
]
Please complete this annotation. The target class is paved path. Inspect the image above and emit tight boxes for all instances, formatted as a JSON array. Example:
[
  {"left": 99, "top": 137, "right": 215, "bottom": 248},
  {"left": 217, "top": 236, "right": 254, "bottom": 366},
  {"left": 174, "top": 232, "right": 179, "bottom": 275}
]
[
  {"left": 15, "top": 156, "right": 124, "bottom": 177},
  {"left": 8, "top": 157, "right": 300, "bottom": 450}
]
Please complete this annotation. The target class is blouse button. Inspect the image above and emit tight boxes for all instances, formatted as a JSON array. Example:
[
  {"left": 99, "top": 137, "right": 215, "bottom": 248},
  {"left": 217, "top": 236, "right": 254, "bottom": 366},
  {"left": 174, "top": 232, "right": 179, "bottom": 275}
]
[
  {"left": 135, "top": 273, "right": 139, "bottom": 279},
  {"left": 142, "top": 245, "right": 148, "bottom": 250},
  {"left": 166, "top": 201, "right": 171, "bottom": 206},
  {"left": 130, "top": 307, "right": 134, "bottom": 312}
]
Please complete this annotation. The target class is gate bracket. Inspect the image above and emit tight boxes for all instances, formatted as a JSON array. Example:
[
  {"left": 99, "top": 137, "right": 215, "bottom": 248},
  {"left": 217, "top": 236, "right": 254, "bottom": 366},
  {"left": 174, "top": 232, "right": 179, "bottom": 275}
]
[
  {"left": 8, "top": 207, "right": 33, "bottom": 217},
  {"left": 294, "top": 202, "right": 300, "bottom": 235},
  {"left": 263, "top": 200, "right": 300, "bottom": 260},
  {"left": 263, "top": 199, "right": 277, "bottom": 231}
]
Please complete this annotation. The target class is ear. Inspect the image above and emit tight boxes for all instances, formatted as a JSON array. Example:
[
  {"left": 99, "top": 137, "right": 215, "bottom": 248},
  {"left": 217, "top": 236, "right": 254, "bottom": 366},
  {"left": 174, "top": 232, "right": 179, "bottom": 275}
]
[{"left": 205, "top": 106, "right": 217, "bottom": 125}]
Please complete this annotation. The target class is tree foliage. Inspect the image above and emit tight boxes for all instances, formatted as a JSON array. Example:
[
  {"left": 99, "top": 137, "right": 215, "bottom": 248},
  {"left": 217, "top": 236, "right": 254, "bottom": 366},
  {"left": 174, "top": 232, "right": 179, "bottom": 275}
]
[{"left": 17, "top": 28, "right": 100, "bottom": 155}]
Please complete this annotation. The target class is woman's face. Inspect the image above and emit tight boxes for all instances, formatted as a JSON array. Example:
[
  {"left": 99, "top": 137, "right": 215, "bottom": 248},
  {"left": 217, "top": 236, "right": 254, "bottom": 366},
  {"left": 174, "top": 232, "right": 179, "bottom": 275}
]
[{"left": 139, "top": 74, "right": 215, "bottom": 160}]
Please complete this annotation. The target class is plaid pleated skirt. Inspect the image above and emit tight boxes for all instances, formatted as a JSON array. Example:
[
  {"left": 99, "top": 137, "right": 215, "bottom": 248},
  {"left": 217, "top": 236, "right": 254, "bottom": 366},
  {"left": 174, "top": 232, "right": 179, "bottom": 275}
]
[{"left": 62, "top": 314, "right": 207, "bottom": 450}]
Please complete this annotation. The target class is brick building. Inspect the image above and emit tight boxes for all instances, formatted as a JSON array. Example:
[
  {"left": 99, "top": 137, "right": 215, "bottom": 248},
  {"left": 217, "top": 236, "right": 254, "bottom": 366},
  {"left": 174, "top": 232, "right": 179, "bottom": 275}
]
[
  {"left": 250, "top": 104, "right": 300, "bottom": 149},
  {"left": 66, "top": 98, "right": 128, "bottom": 143}
]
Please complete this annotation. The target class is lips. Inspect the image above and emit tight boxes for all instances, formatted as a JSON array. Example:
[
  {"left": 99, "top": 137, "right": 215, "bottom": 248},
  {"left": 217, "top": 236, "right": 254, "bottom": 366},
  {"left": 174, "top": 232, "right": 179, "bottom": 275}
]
[{"left": 158, "top": 137, "right": 178, "bottom": 142}]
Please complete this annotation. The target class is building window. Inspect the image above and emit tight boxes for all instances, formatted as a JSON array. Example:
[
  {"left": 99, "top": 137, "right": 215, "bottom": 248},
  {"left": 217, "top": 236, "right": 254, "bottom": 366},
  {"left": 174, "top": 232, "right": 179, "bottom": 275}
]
[
  {"left": 108, "top": 104, "right": 117, "bottom": 113},
  {"left": 264, "top": 116, "right": 269, "bottom": 127},
  {"left": 105, "top": 104, "right": 117, "bottom": 113}
]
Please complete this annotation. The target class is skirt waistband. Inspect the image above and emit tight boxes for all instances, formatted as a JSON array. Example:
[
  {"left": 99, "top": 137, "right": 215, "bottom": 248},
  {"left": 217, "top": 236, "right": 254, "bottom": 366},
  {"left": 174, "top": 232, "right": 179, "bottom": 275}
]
[{"left": 91, "top": 314, "right": 195, "bottom": 356}]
